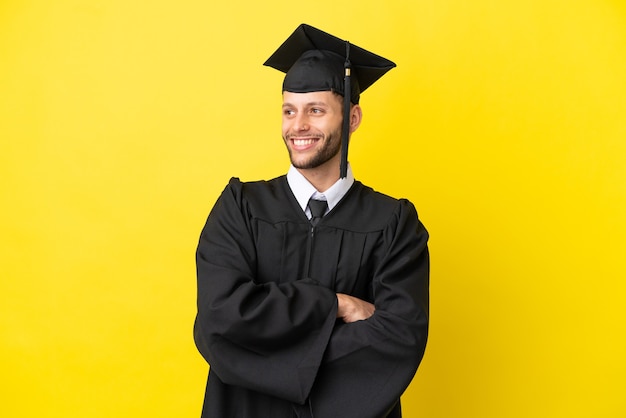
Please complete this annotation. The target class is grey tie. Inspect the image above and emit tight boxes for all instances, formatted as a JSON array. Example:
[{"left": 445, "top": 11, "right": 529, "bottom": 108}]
[{"left": 308, "top": 199, "right": 328, "bottom": 226}]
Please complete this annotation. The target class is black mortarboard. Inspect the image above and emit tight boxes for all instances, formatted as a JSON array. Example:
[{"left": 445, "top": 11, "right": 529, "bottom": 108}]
[{"left": 264, "top": 24, "right": 396, "bottom": 178}]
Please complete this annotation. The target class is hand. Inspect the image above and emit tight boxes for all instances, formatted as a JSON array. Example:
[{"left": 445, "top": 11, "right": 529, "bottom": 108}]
[{"left": 336, "top": 293, "right": 375, "bottom": 323}]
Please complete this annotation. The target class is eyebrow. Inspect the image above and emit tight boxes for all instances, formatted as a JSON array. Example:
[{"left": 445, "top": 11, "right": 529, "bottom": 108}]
[{"left": 282, "top": 101, "right": 330, "bottom": 108}]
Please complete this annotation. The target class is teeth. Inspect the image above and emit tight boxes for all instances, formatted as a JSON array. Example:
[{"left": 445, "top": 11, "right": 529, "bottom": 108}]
[{"left": 293, "top": 138, "right": 316, "bottom": 146}]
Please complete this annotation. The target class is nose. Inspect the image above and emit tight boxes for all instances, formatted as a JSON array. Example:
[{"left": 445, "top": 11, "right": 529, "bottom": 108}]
[{"left": 293, "top": 113, "right": 310, "bottom": 131}]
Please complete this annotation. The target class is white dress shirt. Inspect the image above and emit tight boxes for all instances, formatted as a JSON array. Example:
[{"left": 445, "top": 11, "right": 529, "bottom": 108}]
[{"left": 286, "top": 164, "right": 355, "bottom": 219}]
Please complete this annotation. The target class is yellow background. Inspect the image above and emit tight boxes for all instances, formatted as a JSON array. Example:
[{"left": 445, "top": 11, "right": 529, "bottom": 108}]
[{"left": 2, "top": 0, "right": 625, "bottom": 416}]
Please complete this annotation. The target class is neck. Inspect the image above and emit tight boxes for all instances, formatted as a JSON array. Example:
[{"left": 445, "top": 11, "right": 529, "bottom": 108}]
[{"left": 297, "top": 158, "right": 341, "bottom": 192}]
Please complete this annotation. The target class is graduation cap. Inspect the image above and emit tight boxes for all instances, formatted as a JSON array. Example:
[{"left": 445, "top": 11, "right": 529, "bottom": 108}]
[{"left": 264, "top": 24, "right": 396, "bottom": 178}]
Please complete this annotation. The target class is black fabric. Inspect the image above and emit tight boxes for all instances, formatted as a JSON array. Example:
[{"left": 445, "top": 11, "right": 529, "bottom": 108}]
[
  {"left": 308, "top": 199, "right": 328, "bottom": 226},
  {"left": 194, "top": 176, "right": 429, "bottom": 418},
  {"left": 263, "top": 24, "right": 396, "bottom": 104}
]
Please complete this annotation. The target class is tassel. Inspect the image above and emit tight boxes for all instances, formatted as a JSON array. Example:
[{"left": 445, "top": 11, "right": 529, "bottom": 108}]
[{"left": 340, "top": 41, "right": 351, "bottom": 179}]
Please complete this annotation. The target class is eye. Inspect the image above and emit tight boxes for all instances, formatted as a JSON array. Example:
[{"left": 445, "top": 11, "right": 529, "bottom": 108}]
[
  {"left": 311, "top": 108, "right": 324, "bottom": 114},
  {"left": 283, "top": 108, "right": 295, "bottom": 116}
]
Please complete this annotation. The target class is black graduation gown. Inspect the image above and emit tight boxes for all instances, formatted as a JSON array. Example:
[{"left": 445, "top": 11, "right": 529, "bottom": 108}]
[{"left": 194, "top": 176, "right": 429, "bottom": 418}]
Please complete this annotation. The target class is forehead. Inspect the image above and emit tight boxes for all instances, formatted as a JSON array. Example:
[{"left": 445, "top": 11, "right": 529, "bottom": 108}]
[{"left": 282, "top": 91, "right": 342, "bottom": 107}]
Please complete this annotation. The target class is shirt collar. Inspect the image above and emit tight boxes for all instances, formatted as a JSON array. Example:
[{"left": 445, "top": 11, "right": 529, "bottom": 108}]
[{"left": 287, "top": 164, "right": 355, "bottom": 215}]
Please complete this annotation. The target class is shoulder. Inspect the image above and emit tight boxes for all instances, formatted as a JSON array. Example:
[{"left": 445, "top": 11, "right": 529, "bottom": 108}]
[
  {"left": 352, "top": 181, "right": 409, "bottom": 205},
  {"left": 220, "top": 176, "right": 298, "bottom": 222},
  {"left": 356, "top": 182, "right": 429, "bottom": 245},
  {"left": 222, "top": 176, "right": 287, "bottom": 200},
  {"left": 330, "top": 182, "right": 422, "bottom": 232},
  {"left": 353, "top": 181, "right": 419, "bottom": 218}
]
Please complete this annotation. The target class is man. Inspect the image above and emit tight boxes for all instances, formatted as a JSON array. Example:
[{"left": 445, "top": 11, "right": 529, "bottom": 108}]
[{"left": 194, "top": 24, "right": 429, "bottom": 418}]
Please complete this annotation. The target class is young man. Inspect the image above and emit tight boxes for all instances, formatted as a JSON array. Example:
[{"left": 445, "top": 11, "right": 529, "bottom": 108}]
[{"left": 194, "top": 24, "right": 429, "bottom": 418}]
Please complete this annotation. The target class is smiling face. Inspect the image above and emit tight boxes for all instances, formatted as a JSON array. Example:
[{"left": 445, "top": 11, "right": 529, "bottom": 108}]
[
  {"left": 281, "top": 90, "right": 345, "bottom": 173},
  {"left": 281, "top": 90, "right": 363, "bottom": 189}
]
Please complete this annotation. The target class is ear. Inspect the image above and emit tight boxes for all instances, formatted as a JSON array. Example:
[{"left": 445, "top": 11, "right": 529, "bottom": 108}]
[{"left": 349, "top": 104, "right": 362, "bottom": 134}]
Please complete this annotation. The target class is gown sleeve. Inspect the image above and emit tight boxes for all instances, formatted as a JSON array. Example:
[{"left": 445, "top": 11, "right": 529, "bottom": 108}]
[
  {"left": 193, "top": 178, "right": 338, "bottom": 405},
  {"left": 310, "top": 199, "right": 429, "bottom": 418}
]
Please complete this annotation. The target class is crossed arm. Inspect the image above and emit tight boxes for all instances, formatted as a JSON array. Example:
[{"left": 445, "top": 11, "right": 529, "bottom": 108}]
[{"left": 336, "top": 293, "right": 375, "bottom": 323}]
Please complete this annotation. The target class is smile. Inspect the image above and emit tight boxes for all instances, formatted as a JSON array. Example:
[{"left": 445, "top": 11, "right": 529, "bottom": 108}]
[{"left": 292, "top": 138, "right": 318, "bottom": 146}]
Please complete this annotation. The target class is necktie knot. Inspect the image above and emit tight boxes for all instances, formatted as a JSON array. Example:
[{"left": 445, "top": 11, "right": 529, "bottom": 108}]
[{"left": 308, "top": 199, "right": 328, "bottom": 226}]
